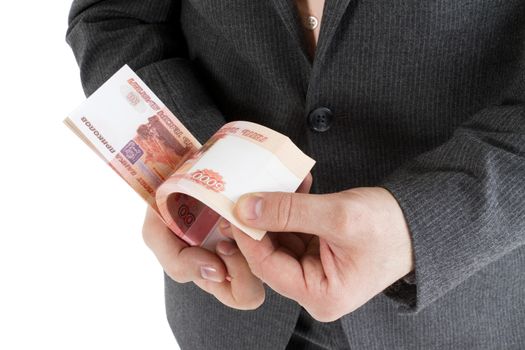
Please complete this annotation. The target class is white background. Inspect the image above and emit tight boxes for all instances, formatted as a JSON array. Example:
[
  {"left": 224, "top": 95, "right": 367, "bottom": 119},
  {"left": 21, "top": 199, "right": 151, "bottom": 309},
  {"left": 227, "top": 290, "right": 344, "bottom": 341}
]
[{"left": 0, "top": 2, "right": 180, "bottom": 349}]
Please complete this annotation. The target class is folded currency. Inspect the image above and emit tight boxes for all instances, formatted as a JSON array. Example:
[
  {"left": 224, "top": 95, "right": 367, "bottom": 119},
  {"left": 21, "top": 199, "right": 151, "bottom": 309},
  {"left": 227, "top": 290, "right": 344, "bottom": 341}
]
[{"left": 65, "top": 65, "right": 315, "bottom": 249}]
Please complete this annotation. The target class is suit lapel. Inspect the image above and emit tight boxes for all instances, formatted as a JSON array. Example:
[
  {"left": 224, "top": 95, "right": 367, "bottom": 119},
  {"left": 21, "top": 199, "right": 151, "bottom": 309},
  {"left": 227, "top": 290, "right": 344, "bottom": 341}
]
[
  {"left": 315, "top": 0, "right": 353, "bottom": 62},
  {"left": 270, "top": 0, "right": 311, "bottom": 62}
]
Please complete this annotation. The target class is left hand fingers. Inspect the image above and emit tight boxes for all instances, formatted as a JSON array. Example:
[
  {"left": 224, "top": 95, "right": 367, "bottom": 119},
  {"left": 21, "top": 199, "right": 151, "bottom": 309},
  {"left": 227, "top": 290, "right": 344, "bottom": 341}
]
[{"left": 194, "top": 235, "right": 265, "bottom": 310}]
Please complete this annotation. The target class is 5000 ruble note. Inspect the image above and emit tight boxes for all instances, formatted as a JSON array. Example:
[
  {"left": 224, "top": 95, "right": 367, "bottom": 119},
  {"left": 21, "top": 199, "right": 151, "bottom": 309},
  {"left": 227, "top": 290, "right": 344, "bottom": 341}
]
[{"left": 65, "top": 65, "right": 315, "bottom": 250}]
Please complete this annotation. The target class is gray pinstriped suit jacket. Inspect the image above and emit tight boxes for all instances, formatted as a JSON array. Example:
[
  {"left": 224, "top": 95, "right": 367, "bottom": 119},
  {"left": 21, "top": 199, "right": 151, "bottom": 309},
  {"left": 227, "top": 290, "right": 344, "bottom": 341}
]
[{"left": 67, "top": 1, "right": 525, "bottom": 348}]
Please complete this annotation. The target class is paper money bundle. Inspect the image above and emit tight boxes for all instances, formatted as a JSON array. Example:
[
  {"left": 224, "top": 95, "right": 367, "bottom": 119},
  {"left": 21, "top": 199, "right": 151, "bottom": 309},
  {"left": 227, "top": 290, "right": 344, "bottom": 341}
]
[{"left": 65, "top": 66, "right": 315, "bottom": 249}]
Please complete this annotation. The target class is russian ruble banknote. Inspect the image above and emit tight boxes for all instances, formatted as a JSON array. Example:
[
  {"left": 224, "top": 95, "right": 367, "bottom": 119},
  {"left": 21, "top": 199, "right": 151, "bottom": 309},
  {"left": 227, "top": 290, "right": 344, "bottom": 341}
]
[{"left": 65, "top": 65, "right": 315, "bottom": 249}]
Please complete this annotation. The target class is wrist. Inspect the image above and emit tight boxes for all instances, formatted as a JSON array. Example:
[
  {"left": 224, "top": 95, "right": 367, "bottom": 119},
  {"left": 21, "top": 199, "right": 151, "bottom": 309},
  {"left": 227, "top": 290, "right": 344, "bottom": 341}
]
[
  {"left": 345, "top": 187, "right": 414, "bottom": 280},
  {"left": 374, "top": 186, "right": 415, "bottom": 277}
]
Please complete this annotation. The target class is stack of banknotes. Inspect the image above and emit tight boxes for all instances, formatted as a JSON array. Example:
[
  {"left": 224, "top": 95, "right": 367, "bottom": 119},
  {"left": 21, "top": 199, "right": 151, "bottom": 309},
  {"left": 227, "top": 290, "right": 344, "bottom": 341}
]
[{"left": 65, "top": 65, "right": 315, "bottom": 250}]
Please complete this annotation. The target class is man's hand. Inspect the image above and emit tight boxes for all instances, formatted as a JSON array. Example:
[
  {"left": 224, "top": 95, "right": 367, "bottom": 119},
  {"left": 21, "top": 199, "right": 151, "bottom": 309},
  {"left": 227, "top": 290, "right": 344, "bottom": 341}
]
[
  {"left": 141, "top": 174, "right": 313, "bottom": 310},
  {"left": 228, "top": 187, "right": 414, "bottom": 322},
  {"left": 142, "top": 207, "right": 264, "bottom": 310}
]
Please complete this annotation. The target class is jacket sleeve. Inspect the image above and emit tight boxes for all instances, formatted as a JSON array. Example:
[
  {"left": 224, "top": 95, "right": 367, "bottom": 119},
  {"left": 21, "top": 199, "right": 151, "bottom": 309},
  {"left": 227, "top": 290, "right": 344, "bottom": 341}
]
[
  {"left": 380, "top": 37, "right": 525, "bottom": 312},
  {"left": 66, "top": 0, "right": 225, "bottom": 143}
]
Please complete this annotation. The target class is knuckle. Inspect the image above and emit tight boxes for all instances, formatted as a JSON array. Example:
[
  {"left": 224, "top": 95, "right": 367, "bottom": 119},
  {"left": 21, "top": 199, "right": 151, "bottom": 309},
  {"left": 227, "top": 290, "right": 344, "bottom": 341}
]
[
  {"left": 307, "top": 302, "right": 344, "bottom": 323},
  {"left": 249, "top": 295, "right": 265, "bottom": 310},
  {"left": 228, "top": 284, "right": 265, "bottom": 310},
  {"left": 275, "top": 192, "right": 293, "bottom": 231},
  {"left": 240, "top": 294, "right": 265, "bottom": 311},
  {"left": 329, "top": 199, "right": 352, "bottom": 234},
  {"left": 164, "top": 264, "right": 188, "bottom": 284},
  {"left": 303, "top": 291, "right": 352, "bottom": 322},
  {"left": 239, "top": 258, "right": 264, "bottom": 283}
]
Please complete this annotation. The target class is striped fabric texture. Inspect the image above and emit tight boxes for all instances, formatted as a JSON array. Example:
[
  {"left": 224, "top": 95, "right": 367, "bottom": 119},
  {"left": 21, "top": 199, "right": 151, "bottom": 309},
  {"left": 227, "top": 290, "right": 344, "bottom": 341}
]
[{"left": 67, "top": 1, "right": 525, "bottom": 349}]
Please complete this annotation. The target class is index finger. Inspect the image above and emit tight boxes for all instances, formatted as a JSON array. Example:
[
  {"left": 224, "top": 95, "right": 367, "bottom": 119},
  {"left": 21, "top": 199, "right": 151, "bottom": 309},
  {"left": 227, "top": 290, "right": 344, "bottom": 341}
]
[
  {"left": 142, "top": 207, "right": 227, "bottom": 283},
  {"left": 231, "top": 225, "right": 306, "bottom": 302}
]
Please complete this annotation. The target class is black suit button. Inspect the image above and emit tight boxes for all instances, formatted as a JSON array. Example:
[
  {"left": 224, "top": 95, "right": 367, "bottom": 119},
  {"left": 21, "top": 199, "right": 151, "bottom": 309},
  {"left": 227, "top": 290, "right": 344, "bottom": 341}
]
[{"left": 308, "top": 107, "right": 333, "bottom": 132}]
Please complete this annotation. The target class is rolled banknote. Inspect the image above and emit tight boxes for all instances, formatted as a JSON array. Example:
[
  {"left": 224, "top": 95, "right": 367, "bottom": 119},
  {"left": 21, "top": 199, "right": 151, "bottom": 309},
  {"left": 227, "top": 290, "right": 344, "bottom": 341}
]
[{"left": 65, "top": 65, "right": 315, "bottom": 249}]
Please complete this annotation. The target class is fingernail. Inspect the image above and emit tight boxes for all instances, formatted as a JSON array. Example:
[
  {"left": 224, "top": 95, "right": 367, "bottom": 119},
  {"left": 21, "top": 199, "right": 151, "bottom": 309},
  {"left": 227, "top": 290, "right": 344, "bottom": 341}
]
[
  {"left": 216, "top": 240, "right": 238, "bottom": 256},
  {"left": 238, "top": 195, "right": 263, "bottom": 220},
  {"left": 200, "top": 265, "right": 223, "bottom": 282}
]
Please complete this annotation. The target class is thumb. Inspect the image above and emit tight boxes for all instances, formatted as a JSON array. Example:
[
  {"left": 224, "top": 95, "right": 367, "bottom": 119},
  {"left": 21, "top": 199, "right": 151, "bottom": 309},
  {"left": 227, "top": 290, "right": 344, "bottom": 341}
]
[{"left": 233, "top": 192, "right": 343, "bottom": 236}]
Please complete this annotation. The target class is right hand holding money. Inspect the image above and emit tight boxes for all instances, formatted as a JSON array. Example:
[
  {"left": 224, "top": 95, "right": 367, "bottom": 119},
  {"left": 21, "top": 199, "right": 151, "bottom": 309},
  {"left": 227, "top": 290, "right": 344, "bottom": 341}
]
[{"left": 228, "top": 186, "right": 414, "bottom": 321}]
